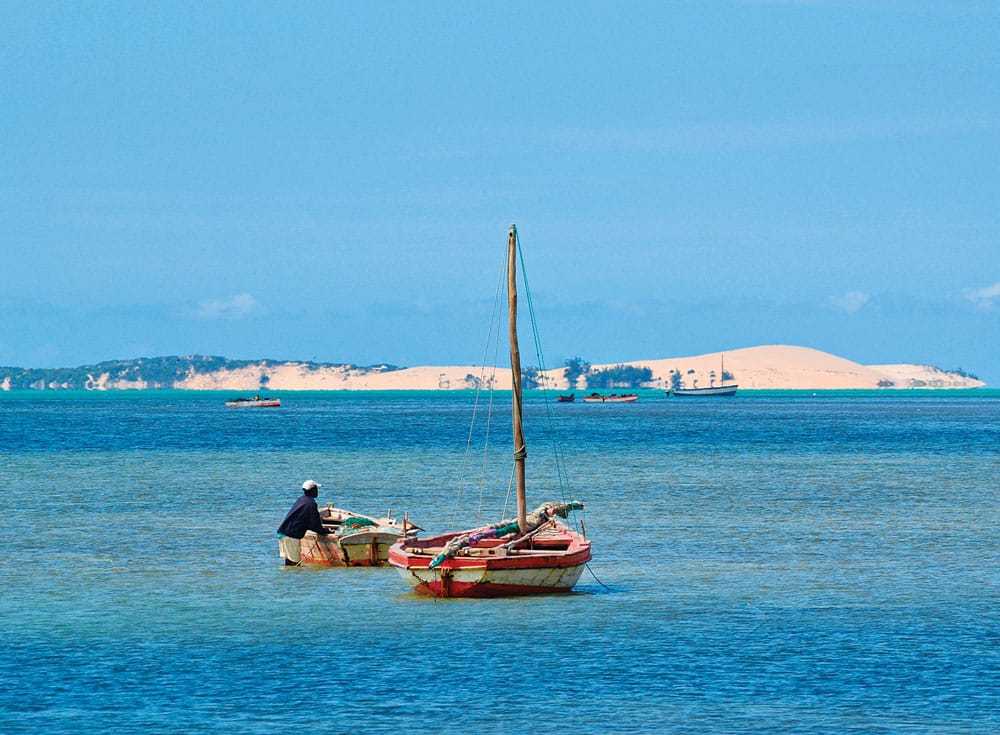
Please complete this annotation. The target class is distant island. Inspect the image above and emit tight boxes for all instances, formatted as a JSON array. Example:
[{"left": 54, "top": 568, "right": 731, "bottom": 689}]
[{"left": 0, "top": 346, "right": 986, "bottom": 391}]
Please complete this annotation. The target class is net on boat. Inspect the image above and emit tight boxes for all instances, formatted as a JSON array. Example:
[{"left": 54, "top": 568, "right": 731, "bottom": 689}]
[
  {"left": 429, "top": 501, "right": 583, "bottom": 568},
  {"left": 336, "top": 517, "right": 378, "bottom": 532}
]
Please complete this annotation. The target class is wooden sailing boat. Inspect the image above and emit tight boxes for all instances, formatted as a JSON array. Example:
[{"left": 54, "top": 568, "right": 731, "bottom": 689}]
[
  {"left": 388, "top": 225, "right": 592, "bottom": 597},
  {"left": 298, "top": 504, "right": 418, "bottom": 567}
]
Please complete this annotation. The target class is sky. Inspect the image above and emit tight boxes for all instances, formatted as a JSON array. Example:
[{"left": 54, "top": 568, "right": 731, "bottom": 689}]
[{"left": 3, "top": 1, "right": 999, "bottom": 384}]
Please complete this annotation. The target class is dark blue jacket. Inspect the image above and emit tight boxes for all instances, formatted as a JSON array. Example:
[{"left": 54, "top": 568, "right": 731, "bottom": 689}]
[{"left": 277, "top": 494, "right": 329, "bottom": 539}]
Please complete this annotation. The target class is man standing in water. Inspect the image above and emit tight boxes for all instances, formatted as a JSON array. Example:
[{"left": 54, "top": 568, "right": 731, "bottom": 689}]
[{"left": 277, "top": 479, "right": 333, "bottom": 566}]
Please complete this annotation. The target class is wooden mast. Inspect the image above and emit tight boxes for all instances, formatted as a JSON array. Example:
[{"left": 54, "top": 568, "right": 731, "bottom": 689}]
[{"left": 507, "top": 224, "right": 527, "bottom": 533}]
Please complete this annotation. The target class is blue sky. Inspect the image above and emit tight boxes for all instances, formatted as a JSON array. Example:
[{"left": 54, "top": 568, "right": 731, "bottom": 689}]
[{"left": 3, "top": 1, "right": 999, "bottom": 383}]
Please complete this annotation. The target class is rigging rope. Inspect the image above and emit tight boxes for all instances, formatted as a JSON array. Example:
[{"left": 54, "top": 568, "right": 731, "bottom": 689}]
[{"left": 451, "top": 228, "right": 586, "bottom": 536}]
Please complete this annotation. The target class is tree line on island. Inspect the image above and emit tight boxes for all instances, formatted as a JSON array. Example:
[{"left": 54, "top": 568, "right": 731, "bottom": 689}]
[
  {"left": 0, "top": 356, "right": 404, "bottom": 391},
  {"left": 1, "top": 354, "right": 981, "bottom": 391},
  {"left": 520, "top": 357, "right": 733, "bottom": 391},
  {"left": 555, "top": 357, "right": 654, "bottom": 389},
  {"left": 2, "top": 354, "right": 710, "bottom": 391}
]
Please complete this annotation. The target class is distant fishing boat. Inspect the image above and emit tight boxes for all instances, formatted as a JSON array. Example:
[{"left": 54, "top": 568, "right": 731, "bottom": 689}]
[
  {"left": 582, "top": 392, "right": 638, "bottom": 403},
  {"left": 671, "top": 355, "right": 738, "bottom": 397},
  {"left": 556, "top": 393, "right": 575, "bottom": 403},
  {"left": 388, "top": 225, "right": 592, "bottom": 597},
  {"left": 671, "top": 385, "right": 738, "bottom": 397},
  {"left": 299, "top": 504, "right": 419, "bottom": 567},
  {"left": 225, "top": 395, "right": 281, "bottom": 408}
]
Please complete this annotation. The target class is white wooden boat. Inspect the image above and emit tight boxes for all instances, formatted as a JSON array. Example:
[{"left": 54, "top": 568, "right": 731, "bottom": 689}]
[
  {"left": 225, "top": 396, "right": 281, "bottom": 408},
  {"left": 670, "top": 355, "right": 738, "bottom": 397},
  {"left": 300, "top": 504, "right": 419, "bottom": 567},
  {"left": 671, "top": 385, "right": 738, "bottom": 397},
  {"left": 582, "top": 392, "right": 638, "bottom": 403}
]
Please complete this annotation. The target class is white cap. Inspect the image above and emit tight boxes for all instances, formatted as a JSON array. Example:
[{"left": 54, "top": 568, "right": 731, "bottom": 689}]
[{"left": 302, "top": 479, "right": 321, "bottom": 491}]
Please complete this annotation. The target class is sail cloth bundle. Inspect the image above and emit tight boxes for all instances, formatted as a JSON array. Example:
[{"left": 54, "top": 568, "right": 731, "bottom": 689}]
[{"left": 429, "top": 501, "right": 585, "bottom": 568}]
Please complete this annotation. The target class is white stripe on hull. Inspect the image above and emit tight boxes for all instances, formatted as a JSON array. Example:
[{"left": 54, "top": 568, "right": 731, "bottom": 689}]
[{"left": 394, "top": 562, "right": 586, "bottom": 592}]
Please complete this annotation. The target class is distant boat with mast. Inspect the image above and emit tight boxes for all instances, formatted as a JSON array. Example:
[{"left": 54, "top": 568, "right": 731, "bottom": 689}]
[{"left": 670, "top": 355, "right": 738, "bottom": 397}]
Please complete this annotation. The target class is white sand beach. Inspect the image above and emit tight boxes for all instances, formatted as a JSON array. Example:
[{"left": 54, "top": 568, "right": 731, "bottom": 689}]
[{"left": 168, "top": 345, "right": 985, "bottom": 391}]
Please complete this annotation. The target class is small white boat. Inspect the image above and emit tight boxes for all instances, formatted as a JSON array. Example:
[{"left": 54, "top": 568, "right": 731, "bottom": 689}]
[
  {"left": 582, "top": 392, "right": 638, "bottom": 403},
  {"left": 670, "top": 355, "right": 738, "bottom": 397},
  {"left": 224, "top": 396, "right": 281, "bottom": 408},
  {"left": 671, "top": 385, "right": 738, "bottom": 397}
]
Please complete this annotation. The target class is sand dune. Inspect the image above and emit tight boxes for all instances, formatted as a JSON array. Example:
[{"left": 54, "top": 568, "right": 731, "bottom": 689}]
[
  {"left": 634, "top": 345, "right": 982, "bottom": 390},
  {"left": 172, "top": 345, "right": 985, "bottom": 391}
]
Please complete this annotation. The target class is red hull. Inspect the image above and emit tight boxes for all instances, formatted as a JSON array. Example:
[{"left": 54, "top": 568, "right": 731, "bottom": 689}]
[{"left": 389, "top": 523, "right": 591, "bottom": 598}]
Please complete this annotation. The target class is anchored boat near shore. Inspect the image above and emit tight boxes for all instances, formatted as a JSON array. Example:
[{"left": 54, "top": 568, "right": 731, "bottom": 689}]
[
  {"left": 671, "top": 384, "right": 738, "bottom": 397},
  {"left": 300, "top": 504, "right": 418, "bottom": 567},
  {"left": 582, "top": 392, "right": 638, "bottom": 403},
  {"left": 225, "top": 395, "right": 281, "bottom": 407},
  {"left": 670, "top": 355, "right": 739, "bottom": 397}
]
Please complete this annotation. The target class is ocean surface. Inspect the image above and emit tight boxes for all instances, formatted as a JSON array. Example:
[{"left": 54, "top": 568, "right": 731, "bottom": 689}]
[{"left": 1, "top": 389, "right": 997, "bottom": 734}]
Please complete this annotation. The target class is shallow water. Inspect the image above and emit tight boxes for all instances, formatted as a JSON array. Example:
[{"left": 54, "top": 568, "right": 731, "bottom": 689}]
[{"left": 2, "top": 390, "right": 998, "bottom": 733}]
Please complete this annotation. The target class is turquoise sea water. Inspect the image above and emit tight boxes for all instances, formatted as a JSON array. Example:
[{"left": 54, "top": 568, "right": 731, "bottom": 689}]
[{"left": 1, "top": 389, "right": 998, "bottom": 734}]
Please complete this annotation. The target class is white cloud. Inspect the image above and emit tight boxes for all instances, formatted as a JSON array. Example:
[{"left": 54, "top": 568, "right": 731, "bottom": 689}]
[
  {"left": 830, "top": 291, "right": 870, "bottom": 313},
  {"left": 190, "top": 293, "right": 263, "bottom": 320},
  {"left": 965, "top": 281, "right": 1000, "bottom": 310}
]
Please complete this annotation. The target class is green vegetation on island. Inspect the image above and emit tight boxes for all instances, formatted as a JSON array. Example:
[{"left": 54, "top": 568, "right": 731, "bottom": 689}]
[
  {"left": 562, "top": 356, "right": 654, "bottom": 389},
  {"left": 0, "top": 356, "right": 403, "bottom": 391},
  {"left": 0, "top": 353, "right": 983, "bottom": 391},
  {"left": 665, "top": 367, "right": 735, "bottom": 391}
]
